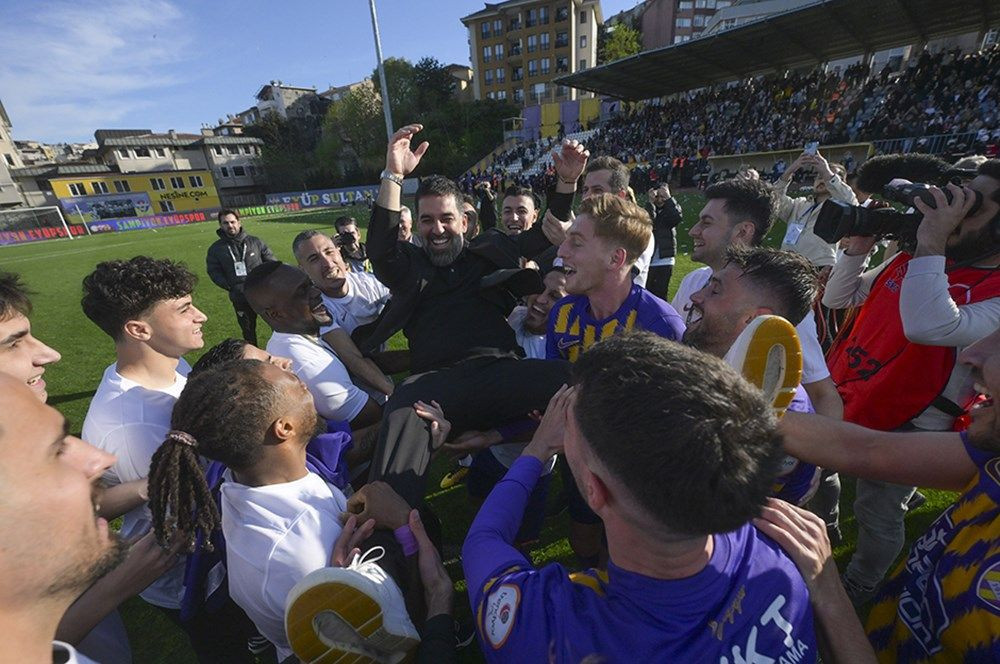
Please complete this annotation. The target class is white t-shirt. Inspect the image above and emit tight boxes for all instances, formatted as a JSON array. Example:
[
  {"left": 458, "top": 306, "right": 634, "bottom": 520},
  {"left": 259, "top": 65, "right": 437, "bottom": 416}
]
[
  {"left": 81, "top": 360, "right": 191, "bottom": 609},
  {"left": 494, "top": 307, "right": 557, "bottom": 473},
  {"left": 318, "top": 271, "right": 391, "bottom": 335},
  {"left": 221, "top": 470, "right": 348, "bottom": 663},
  {"left": 266, "top": 332, "right": 369, "bottom": 423},
  {"left": 671, "top": 266, "right": 830, "bottom": 384}
]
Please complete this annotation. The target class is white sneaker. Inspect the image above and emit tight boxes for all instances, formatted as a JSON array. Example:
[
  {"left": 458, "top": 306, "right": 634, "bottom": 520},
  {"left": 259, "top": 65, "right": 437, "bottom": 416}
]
[
  {"left": 285, "top": 547, "right": 420, "bottom": 664},
  {"left": 724, "top": 315, "right": 802, "bottom": 418}
]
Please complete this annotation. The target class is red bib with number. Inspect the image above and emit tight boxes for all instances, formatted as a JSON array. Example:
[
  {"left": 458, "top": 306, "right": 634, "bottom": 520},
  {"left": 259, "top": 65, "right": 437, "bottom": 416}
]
[{"left": 828, "top": 253, "right": 1000, "bottom": 431}]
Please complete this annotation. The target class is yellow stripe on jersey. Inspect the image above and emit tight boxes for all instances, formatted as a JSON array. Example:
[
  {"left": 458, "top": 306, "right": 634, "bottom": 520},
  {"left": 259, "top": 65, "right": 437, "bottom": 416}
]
[
  {"left": 601, "top": 319, "right": 619, "bottom": 340},
  {"left": 582, "top": 324, "right": 597, "bottom": 351},
  {"left": 554, "top": 303, "right": 573, "bottom": 335},
  {"left": 569, "top": 570, "right": 609, "bottom": 597},
  {"left": 624, "top": 309, "right": 638, "bottom": 331}
]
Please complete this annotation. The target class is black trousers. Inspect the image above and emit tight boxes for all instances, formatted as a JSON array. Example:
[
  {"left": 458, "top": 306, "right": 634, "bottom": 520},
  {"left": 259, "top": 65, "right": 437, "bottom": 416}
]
[
  {"left": 646, "top": 264, "right": 673, "bottom": 301},
  {"left": 155, "top": 597, "right": 259, "bottom": 664},
  {"left": 232, "top": 297, "right": 258, "bottom": 347},
  {"left": 370, "top": 355, "right": 571, "bottom": 506}
]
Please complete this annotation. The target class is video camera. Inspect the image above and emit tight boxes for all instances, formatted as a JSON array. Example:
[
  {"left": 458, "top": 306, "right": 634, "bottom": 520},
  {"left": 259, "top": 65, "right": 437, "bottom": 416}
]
[{"left": 814, "top": 179, "right": 983, "bottom": 245}]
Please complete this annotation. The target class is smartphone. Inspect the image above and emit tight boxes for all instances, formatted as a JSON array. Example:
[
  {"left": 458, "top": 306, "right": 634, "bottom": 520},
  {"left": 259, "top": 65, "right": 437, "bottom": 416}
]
[{"left": 804, "top": 141, "right": 819, "bottom": 155}]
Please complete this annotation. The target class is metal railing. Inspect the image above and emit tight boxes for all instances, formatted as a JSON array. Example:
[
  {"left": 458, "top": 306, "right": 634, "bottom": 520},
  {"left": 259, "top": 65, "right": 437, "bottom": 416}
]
[{"left": 871, "top": 131, "right": 980, "bottom": 156}]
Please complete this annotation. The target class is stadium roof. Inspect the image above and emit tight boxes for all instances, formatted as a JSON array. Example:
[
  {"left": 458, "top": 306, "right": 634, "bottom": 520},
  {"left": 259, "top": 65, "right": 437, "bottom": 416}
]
[{"left": 556, "top": 0, "right": 1000, "bottom": 100}]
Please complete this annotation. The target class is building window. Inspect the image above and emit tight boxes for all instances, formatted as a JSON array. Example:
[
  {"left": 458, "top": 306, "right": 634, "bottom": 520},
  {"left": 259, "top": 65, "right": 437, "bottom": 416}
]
[
  {"left": 676, "top": 18, "right": 692, "bottom": 28},
  {"left": 541, "top": 57, "right": 550, "bottom": 75},
  {"left": 150, "top": 177, "right": 165, "bottom": 190},
  {"left": 539, "top": 6, "right": 549, "bottom": 24},
  {"left": 483, "top": 45, "right": 491, "bottom": 63},
  {"left": 528, "top": 59, "right": 538, "bottom": 76},
  {"left": 134, "top": 147, "right": 151, "bottom": 158},
  {"left": 496, "top": 67, "right": 505, "bottom": 83},
  {"left": 493, "top": 19, "right": 502, "bottom": 35},
  {"left": 580, "top": 35, "right": 587, "bottom": 48},
  {"left": 512, "top": 65, "right": 523, "bottom": 81},
  {"left": 540, "top": 32, "right": 550, "bottom": 50},
  {"left": 117, "top": 149, "right": 130, "bottom": 159},
  {"left": 170, "top": 176, "right": 185, "bottom": 189},
  {"left": 159, "top": 200, "right": 175, "bottom": 212},
  {"left": 557, "top": 84, "right": 568, "bottom": 97},
  {"left": 513, "top": 88, "right": 523, "bottom": 103},
  {"left": 526, "top": 8, "right": 537, "bottom": 27},
  {"left": 497, "top": 90, "right": 507, "bottom": 100},
  {"left": 213, "top": 146, "right": 223, "bottom": 156},
  {"left": 91, "top": 181, "right": 109, "bottom": 194},
  {"left": 495, "top": 43, "right": 504, "bottom": 59},
  {"left": 695, "top": 0, "right": 707, "bottom": 7},
  {"left": 532, "top": 82, "right": 546, "bottom": 101},
  {"left": 220, "top": 166, "right": 230, "bottom": 178},
  {"left": 556, "top": 31, "right": 568, "bottom": 47},
  {"left": 113, "top": 180, "right": 131, "bottom": 193},
  {"left": 152, "top": 147, "right": 166, "bottom": 158},
  {"left": 674, "top": 35, "right": 685, "bottom": 43},
  {"left": 233, "top": 166, "right": 246, "bottom": 177},
  {"left": 188, "top": 175, "right": 203, "bottom": 187},
  {"left": 481, "top": 22, "right": 490, "bottom": 38},
  {"left": 242, "top": 146, "right": 252, "bottom": 155},
  {"left": 556, "top": 56, "right": 569, "bottom": 72},
  {"left": 555, "top": 6, "right": 568, "bottom": 21},
  {"left": 579, "top": 59, "right": 587, "bottom": 70},
  {"left": 509, "top": 14, "right": 521, "bottom": 30},
  {"left": 717, "top": 0, "right": 731, "bottom": 6},
  {"left": 68, "top": 182, "right": 86, "bottom": 196},
  {"left": 694, "top": 15, "right": 706, "bottom": 27},
  {"left": 580, "top": 10, "right": 587, "bottom": 23},
  {"left": 527, "top": 34, "right": 537, "bottom": 52},
  {"left": 511, "top": 38, "right": 522, "bottom": 55},
  {"left": 227, "top": 145, "right": 239, "bottom": 155},
  {"left": 485, "top": 69, "right": 494, "bottom": 85},
  {"left": 679, "top": 1, "right": 693, "bottom": 9}
]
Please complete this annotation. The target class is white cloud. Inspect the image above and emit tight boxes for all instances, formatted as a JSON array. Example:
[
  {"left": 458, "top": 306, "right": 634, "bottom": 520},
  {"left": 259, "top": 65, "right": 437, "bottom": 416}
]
[{"left": 0, "top": 0, "right": 200, "bottom": 142}]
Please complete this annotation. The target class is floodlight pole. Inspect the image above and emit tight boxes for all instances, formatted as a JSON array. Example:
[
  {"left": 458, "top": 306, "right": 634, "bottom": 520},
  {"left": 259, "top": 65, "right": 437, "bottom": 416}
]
[{"left": 369, "top": 0, "right": 394, "bottom": 142}]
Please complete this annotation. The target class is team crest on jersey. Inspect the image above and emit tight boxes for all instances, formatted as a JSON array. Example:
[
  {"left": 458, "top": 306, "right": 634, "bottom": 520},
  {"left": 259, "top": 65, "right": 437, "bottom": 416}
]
[
  {"left": 975, "top": 560, "right": 1000, "bottom": 615},
  {"left": 484, "top": 584, "right": 520, "bottom": 649}
]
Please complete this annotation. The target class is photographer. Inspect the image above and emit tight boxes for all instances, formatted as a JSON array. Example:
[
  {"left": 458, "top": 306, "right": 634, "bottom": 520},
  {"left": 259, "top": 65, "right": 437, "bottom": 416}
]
[
  {"left": 777, "top": 150, "right": 858, "bottom": 270},
  {"left": 823, "top": 157, "right": 1000, "bottom": 603},
  {"left": 334, "top": 216, "right": 371, "bottom": 273}
]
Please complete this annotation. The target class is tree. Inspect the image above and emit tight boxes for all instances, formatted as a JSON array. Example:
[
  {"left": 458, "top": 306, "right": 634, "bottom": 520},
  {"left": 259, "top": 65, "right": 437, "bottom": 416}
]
[{"left": 600, "top": 24, "right": 641, "bottom": 64}]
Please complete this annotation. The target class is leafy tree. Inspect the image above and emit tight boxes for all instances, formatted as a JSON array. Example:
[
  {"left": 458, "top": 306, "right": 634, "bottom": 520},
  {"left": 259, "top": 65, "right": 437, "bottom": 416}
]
[{"left": 600, "top": 23, "right": 641, "bottom": 64}]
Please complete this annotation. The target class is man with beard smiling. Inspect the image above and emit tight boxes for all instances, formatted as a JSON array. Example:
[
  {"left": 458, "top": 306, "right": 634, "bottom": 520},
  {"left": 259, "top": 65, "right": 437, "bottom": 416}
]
[
  {"left": 244, "top": 262, "right": 383, "bottom": 430},
  {"left": 357, "top": 124, "right": 572, "bottom": 507},
  {"left": 773, "top": 327, "right": 1000, "bottom": 661},
  {"left": 824, "top": 159, "right": 1000, "bottom": 604},
  {"left": 0, "top": 374, "right": 127, "bottom": 663}
]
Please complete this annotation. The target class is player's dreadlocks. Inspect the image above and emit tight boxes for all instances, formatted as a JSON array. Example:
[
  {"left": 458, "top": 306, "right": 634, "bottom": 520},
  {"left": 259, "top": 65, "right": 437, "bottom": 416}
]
[{"left": 148, "top": 359, "right": 283, "bottom": 552}]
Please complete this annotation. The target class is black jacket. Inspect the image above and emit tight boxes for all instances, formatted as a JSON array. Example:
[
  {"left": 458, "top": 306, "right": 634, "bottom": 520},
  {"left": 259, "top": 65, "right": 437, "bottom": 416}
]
[
  {"left": 206, "top": 228, "right": 276, "bottom": 301},
  {"left": 650, "top": 196, "right": 683, "bottom": 260}
]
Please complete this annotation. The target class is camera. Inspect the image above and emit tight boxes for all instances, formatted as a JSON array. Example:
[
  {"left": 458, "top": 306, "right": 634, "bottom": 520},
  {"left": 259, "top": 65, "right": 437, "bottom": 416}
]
[
  {"left": 334, "top": 231, "right": 355, "bottom": 247},
  {"left": 813, "top": 180, "right": 983, "bottom": 244}
]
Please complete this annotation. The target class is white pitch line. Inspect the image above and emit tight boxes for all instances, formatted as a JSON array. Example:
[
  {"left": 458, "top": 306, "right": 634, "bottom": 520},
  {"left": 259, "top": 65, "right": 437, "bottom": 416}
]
[{"left": 1, "top": 239, "right": 149, "bottom": 265}]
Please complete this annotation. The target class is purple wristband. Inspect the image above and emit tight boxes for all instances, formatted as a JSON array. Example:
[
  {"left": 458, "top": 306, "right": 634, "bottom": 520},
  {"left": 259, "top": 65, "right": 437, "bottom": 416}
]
[{"left": 394, "top": 524, "right": 418, "bottom": 557}]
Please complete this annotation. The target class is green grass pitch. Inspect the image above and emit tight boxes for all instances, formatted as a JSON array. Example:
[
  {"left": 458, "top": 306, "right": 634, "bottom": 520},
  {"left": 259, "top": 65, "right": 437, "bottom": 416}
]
[{"left": 1, "top": 194, "right": 955, "bottom": 662}]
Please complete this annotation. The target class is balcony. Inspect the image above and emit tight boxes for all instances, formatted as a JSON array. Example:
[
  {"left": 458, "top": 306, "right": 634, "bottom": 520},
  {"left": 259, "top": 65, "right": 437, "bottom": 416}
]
[{"left": 555, "top": 37, "right": 569, "bottom": 48}]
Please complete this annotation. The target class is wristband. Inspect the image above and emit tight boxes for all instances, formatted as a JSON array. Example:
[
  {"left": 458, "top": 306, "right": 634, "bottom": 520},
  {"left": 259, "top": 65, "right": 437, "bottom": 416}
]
[{"left": 393, "top": 524, "right": 419, "bottom": 557}]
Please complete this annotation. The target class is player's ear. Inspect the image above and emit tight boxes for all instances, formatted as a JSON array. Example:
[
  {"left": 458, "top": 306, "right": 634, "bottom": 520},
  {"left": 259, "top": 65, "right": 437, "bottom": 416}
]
[
  {"left": 123, "top": 319, "right": 152, "bottom": 342},
  {"left": 586, "top": 470, "right": 610, "bottom": 514}
]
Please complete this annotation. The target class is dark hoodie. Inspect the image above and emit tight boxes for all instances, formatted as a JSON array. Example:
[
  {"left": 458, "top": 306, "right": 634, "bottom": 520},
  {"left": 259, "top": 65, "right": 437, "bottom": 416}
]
[{"left": 205, "top": 227, "right": 276, "bottom": 301}]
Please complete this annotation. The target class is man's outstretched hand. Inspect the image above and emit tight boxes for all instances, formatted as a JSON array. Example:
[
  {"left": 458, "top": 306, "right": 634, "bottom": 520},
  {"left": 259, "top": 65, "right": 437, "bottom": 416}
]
[{"left": 385, "top": 124, "right": 429, "bottom": 178}]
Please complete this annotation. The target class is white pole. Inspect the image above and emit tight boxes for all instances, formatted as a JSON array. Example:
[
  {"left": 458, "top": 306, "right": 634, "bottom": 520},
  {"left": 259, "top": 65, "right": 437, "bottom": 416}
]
[{"left": 368, "top": 0, "right": 394, "bottom": 142}]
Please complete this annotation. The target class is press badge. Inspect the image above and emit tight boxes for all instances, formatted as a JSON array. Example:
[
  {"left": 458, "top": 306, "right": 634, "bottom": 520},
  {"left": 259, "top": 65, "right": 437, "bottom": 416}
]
[
  {"left": 783, "top": 221, "right": 805, "bottom": 245},
  {"left": 234, "top": 261, "right": 248, "bottom": 277}
]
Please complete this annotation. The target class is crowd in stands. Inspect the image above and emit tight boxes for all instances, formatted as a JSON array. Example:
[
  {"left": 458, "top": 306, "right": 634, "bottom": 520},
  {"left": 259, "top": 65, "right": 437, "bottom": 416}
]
[{"left": 4, "top": 46, "right": 1000, "bottom": 664}]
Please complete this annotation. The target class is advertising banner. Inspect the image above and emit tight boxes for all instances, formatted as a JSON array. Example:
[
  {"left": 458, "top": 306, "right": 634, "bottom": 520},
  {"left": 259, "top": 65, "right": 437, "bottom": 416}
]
[
  {"left": 87, "top": 210, "right": 215, "bottom": 234},
  {"left": 265, "top": 179, "right": 418, "bottom": 209},
  {"left": 0, "top": 223, "right": 89, "bottom": 246},
  {"left": 60, "top": 192, "right": 154, "bottom": 223}
]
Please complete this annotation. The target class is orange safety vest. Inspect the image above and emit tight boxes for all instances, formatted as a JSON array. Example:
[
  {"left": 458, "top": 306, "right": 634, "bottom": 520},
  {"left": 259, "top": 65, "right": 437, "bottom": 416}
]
[{"left": 829, "top": 253, "right": 1000, "bottom": 431}]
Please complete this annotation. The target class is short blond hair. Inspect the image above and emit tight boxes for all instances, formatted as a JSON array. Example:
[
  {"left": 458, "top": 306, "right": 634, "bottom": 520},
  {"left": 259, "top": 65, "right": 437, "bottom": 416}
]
[{"left": 579, "top": 193, "right": 651, "bottom": 265}]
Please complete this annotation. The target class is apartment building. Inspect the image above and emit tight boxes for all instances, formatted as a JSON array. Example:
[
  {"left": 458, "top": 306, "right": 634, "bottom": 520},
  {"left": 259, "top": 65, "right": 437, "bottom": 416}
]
[
  {"left": 461, "top": 0, "right": 602, "bottom": 106},
  {"left": 0, "top": 101, "right": 24, "bottom": 207}
]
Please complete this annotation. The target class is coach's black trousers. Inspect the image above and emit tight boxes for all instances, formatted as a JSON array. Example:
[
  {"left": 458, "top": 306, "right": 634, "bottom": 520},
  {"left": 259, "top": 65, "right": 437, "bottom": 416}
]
[{"left": 371, "top": 355, "right": 570, "bottom": 506}]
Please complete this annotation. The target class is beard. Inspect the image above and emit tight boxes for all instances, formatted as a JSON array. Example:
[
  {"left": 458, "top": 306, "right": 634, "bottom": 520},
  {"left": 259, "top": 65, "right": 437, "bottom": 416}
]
[
  {"left": 945, "top": 223, "right": 998, "bottom": 263},
  {"left": 424, "top": 234, "right": 464, "bottom": 266},
  {"left": 44, "top": 531, "right": 128, "bottom": 598}
]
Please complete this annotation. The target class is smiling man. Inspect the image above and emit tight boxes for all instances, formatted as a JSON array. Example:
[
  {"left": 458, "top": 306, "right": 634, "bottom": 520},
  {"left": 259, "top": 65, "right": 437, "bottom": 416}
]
[
  {"left": 547, "top": 193, "right": 684, "bottom": 566},
  {"left": 500, "top": 186, "right": 540, "bottom": 236},
  {"left": 244, "top": 262, "right": 383, "bottom": 430},
  {"left": 0, "top": 374, "right": 127, "bottom": 664},
  {"left": 0, "top": 271, "right": 61, "bottom": 401},
  {"left": 80, "top": 256, "right": 260, "bottom": 660}
]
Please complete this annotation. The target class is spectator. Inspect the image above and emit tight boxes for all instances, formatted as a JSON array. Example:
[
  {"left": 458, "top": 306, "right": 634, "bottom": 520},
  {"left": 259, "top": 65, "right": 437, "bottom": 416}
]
[
  {"left": 334, "top": 216, "right": 371, "bottom": 273},
  {"left": 645, "top": 182, "right": 684, "bottom": 299},
  {"left": 206, "top": 208, "right": 276, "bottom": 346}
]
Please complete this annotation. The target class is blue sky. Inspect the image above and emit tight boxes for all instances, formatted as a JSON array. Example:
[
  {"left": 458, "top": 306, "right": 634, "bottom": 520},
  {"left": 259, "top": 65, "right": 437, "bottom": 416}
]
[{"left": 0, "top": 0, "right": 636, "bottom": 144}]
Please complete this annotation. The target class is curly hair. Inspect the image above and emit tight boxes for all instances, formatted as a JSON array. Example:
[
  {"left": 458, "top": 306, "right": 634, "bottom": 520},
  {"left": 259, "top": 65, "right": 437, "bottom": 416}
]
[
  {"left": 190, "top": 338, "right": 247, "bottom": 376},
  {"left": 81, "top": 256, "right": 196, "bottom": 341},
  {"left": 570, "top": 332, "right": 785, "bottom": 537},
  {"left": 148, "top": 359, "right": 284, "bottom": 551},
  {"left": 0, "top": 271, "right": 32, "bottom": 321}
]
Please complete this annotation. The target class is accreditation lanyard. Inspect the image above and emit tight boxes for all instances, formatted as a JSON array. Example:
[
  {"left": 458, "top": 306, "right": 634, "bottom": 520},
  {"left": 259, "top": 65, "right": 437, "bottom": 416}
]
[{"left": 228, "top": 244, "right": 248, "bottom": 277}]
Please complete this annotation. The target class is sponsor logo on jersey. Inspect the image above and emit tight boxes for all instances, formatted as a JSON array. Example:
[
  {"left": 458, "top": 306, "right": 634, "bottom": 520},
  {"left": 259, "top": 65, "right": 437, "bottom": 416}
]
[
  {"left": 484, "top": 584, "right": 520, "bottom": 649},
  {"left": 976, "top": 559, "right": 1000, "bottom": 615}
]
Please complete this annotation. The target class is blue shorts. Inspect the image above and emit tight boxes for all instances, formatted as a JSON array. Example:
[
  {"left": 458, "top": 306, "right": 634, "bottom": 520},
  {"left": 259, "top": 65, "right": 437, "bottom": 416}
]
[{"left": 467, "top": 450, "right": 551, "bottom": 542}]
